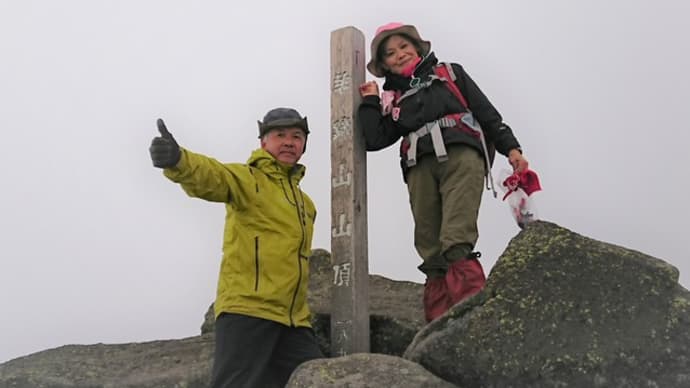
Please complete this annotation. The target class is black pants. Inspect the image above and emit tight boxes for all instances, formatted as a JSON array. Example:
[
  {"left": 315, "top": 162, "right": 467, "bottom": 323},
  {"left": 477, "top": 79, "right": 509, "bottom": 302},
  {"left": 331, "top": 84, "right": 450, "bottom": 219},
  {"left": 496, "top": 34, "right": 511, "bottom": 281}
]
[{"left": 210, "top": 313, "right": 323, "bottom": 388}]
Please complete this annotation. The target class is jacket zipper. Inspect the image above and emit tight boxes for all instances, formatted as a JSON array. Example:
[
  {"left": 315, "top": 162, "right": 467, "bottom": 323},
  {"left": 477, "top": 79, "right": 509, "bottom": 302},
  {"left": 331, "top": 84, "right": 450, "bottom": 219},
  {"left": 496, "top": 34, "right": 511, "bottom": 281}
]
[
  {"left": 254, "top": 236, "right": 259, "bottom": 291},
  {"left": 286, "top": 175, "right": 306, "bottom": 327}
]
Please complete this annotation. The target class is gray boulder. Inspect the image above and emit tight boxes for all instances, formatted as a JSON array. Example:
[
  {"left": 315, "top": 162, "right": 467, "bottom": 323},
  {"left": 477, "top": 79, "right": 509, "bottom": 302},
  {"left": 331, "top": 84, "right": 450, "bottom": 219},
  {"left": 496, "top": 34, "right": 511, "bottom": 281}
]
[
  {"left": 286, "top": 353, "right": 458, "bottom": 388},
  {"left": 405, "top": 221, "right": 690, "bottom": 387},
  {"left": 299, "top": 247, "right": 426, "bottom": 357},
  {"left": 0, "top": 335, "right": 214, "bottom": 388}
]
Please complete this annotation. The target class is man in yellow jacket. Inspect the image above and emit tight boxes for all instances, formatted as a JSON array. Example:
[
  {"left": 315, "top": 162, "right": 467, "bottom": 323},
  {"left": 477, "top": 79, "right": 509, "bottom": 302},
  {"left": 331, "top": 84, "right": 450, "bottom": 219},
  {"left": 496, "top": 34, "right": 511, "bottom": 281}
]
[{"left": 149, "top": 107, "right": 322, "bottom": 388}]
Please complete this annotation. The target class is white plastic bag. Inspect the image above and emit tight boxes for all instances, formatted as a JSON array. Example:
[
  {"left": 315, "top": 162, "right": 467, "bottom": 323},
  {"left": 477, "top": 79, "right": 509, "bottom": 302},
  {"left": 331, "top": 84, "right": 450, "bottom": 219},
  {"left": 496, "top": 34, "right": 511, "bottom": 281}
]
[{"left": 497, "top": 169, "right": 539, "bottom": 229}]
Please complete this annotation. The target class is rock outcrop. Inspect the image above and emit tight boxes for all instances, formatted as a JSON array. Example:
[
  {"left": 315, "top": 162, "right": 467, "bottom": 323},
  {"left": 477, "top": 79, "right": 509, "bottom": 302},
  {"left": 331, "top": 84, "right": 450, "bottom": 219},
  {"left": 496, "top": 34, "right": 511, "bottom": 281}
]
[
  {"left": 0, "top": 249, "right": 425, "bottom": 387},
  {"left": 286, "top": 353, "right": 456, "bottom": 387},
  {"left": 2, "top": 221, "right": 688, "bottom": 388},
  {"left": 0, "top": 336, "right": 214, "bottom": 388},
  {"left": 404, "top": 221, "right": 690, "bottom": 387}
]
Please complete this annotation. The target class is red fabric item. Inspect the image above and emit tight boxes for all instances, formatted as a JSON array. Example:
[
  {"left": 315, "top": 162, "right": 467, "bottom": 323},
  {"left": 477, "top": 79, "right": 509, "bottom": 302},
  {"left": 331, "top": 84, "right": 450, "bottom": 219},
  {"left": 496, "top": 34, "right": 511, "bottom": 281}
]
[
  {"left": 423, "top": 277, "right": 451, "bottom": 322},
  {"left": 400, "top": 56, "right": 422, "bottom": 77},
  {"left": 446, "top": 258, "right": 486, "bottom": 307},
  {"left": 502, "top": 169, "right": 542, "bottom": 200}
]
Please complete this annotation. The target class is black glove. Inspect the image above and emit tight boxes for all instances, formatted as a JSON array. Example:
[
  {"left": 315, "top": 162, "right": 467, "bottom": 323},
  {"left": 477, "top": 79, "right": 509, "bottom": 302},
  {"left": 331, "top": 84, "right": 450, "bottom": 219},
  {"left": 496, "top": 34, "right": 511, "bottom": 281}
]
[{"left": 149, "top": 118, "right": 181, "bottom": 168}]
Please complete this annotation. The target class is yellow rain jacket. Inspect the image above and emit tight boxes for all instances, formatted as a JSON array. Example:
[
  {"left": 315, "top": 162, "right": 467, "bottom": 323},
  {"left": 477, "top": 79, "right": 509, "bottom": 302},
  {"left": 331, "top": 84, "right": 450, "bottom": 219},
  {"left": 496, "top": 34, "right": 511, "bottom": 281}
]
[{"left": 164, "top": 148, "right": 317, "bottom": 327}]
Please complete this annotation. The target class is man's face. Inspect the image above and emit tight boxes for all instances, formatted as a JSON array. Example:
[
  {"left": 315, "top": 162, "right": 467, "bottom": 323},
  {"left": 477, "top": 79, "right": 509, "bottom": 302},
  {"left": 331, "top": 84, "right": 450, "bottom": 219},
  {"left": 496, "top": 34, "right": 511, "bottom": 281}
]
[{"left": 261, "top": 127, "right": 306, "bottom": 166}]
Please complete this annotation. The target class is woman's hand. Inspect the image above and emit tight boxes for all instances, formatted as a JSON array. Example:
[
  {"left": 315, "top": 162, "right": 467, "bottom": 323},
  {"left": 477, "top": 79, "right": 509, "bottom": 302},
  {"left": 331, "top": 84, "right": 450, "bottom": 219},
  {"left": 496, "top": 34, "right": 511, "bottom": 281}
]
[
  {"left": 359, "top": 81, "right": 379, "bottom": 97},
  {"left": 508, "top": 148, "right": 529, "bottom": 173}
]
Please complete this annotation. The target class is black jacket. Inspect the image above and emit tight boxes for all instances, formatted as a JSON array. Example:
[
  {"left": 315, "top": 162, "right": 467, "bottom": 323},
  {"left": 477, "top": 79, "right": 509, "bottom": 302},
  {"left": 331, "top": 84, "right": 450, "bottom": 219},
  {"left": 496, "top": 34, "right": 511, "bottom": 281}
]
[{"left": 358, "top": 53, "right": 521, "bottom": 175}]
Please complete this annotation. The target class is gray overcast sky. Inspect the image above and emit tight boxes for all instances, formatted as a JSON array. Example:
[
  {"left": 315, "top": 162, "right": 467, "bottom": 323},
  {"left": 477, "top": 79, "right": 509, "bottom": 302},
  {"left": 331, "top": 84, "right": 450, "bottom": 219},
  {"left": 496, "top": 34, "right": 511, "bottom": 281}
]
[{"left": 1, "top": 0, "right": 689, "bottom": 363}]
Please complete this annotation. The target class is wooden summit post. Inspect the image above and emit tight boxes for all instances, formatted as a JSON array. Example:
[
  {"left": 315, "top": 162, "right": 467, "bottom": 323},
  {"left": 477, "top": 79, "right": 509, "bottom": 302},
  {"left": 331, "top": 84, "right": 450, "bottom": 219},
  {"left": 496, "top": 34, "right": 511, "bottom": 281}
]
[{"left": 329, "top": 26, "right": 369, "bottom": 356}]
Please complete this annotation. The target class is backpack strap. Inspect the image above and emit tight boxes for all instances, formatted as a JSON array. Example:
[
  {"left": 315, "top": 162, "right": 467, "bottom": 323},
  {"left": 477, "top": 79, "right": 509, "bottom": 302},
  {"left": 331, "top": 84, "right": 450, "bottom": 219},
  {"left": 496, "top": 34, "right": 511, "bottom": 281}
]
[
  {"left": 434, "top": 63, "right": 469, "bottom": 109},
  {"left": 433, "top": 63, "right": 498, "bottom": 198}
]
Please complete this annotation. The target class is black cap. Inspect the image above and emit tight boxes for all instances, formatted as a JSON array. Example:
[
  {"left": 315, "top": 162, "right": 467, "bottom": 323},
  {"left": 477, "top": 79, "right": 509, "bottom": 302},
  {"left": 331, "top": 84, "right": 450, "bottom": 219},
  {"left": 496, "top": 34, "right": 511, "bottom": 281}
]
[{"left": 257, "top": 107, "right": 309, "bottom": 138}]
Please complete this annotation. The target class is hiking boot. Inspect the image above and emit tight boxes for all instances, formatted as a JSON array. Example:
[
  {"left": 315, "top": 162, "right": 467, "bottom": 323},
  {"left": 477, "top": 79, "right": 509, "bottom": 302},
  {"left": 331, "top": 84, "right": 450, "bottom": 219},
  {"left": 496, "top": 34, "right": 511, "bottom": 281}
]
[
  {"left": 446, "top": 253, "right": 486, "bottom": 307},
  {"left": 423, "top": 277, "right": 451, "bottom": 322}
]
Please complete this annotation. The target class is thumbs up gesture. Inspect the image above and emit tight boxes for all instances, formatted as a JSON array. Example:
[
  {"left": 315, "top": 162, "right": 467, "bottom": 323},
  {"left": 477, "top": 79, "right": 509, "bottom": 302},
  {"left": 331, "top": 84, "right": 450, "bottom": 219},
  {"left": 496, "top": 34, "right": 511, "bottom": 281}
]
[{"left": 149, "top": 118, "right": 181, "bottom": 168}]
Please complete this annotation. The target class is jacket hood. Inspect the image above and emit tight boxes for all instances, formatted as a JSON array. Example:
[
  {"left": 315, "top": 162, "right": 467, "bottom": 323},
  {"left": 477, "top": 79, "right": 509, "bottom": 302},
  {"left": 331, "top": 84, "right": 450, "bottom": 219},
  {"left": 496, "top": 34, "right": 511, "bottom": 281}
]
[{"left": 247, "top": 148, "right": 306, "bottom": 181}]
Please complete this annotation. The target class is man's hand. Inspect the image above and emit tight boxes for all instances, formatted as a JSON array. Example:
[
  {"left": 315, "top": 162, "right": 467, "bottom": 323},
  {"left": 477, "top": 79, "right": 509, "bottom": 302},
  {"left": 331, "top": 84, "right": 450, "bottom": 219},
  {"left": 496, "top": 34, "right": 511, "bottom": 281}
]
[{"left": 149, "top": 118, "right": 181, "bottom": 168}]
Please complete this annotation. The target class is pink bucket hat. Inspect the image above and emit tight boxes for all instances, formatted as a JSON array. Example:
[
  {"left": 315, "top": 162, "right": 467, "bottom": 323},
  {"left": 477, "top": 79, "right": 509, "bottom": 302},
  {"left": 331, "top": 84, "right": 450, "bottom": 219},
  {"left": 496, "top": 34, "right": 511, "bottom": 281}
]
[{"left": 366, "top": 22, "right": 431, "bottom": 77}]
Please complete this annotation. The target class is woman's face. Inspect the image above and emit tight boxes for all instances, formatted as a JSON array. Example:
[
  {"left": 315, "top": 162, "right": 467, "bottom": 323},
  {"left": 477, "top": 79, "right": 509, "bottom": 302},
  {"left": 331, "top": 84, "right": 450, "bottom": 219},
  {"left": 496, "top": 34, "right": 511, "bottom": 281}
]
[{"left": 381, "top": 34, "right": 420, "bottom": 75}]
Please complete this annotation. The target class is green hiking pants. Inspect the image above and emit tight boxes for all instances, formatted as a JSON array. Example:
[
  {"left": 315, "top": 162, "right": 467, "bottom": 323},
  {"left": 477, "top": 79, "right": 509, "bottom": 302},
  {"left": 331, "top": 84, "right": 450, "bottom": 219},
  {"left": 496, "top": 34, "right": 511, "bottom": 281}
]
[{"left": 406, "top": 145, "right": 485, "bottom": 277}]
